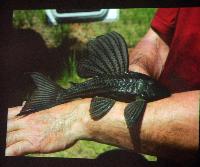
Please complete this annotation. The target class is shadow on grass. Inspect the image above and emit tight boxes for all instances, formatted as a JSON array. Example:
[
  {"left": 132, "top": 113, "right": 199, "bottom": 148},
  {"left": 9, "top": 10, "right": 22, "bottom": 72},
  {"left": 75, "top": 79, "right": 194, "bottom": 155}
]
[
  {"left": 5, "top": 28, "right": 84, "bottom": 107},
  {"left": 96, "top": 149, "right": 149, "bottom": 167}
]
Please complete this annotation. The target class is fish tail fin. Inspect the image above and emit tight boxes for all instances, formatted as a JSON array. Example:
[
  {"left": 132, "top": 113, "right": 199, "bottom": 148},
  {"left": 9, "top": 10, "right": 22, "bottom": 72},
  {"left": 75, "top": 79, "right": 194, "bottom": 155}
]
[{"left": 17, "top": 72, "right": 66, "bottom": 116}]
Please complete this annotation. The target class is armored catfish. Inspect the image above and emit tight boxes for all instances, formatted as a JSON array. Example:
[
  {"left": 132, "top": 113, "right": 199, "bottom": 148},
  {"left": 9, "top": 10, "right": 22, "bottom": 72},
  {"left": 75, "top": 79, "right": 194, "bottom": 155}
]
[{"left": 18, "top": 32, "right": 170, "bottom": 127}]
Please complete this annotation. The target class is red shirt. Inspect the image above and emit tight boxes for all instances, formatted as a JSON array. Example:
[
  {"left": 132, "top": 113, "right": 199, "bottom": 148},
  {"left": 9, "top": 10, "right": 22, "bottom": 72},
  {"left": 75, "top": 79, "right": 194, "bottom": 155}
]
[{"left": 151, "top": 8, "right": 200, "bottom": 93}]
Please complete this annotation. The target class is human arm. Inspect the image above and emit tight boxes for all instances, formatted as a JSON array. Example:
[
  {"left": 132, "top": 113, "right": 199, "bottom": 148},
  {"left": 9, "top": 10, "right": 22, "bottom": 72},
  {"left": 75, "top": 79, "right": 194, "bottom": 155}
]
[
  {"left": 85, "top": 91, "right": 199, "bottom": 160},
  {"left": 6, "top": 91, "right": 199, "bottom": 161},
  {"left": 129, "top": 27, "right": 169, "bottom": 79}
]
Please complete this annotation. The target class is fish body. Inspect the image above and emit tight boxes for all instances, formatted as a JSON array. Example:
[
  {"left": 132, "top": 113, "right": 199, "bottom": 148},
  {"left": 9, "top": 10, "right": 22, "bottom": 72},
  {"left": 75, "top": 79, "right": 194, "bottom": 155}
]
[
  {"left": 60, "top": 72, "right": 169, "bottom": 103},
  {"left": 18, "top": 32, "right": 170, "bottom": 127}
]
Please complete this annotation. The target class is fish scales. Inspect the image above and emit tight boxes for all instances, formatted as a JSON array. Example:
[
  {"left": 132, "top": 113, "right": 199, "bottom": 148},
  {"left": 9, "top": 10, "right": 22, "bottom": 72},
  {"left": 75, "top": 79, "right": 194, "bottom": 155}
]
[{"left": 58, "top": 73, "right": 163, "bottom": 103}]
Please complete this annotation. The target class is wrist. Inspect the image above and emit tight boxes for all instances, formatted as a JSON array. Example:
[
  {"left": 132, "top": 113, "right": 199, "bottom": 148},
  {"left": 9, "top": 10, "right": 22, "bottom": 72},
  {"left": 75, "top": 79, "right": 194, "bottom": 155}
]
[
  {"left": 82, "top": 101, "right": 134, "bottom": 149},
  {"left": 71, "top": 98, "right": 92, "bottom": 140}
]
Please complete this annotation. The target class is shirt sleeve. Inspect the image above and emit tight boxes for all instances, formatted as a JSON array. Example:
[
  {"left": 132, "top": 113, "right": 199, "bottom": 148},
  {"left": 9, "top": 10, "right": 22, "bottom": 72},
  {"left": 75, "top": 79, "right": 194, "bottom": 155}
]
[{"left": 151, "top": 8, "right": 180, "bottom": 46}]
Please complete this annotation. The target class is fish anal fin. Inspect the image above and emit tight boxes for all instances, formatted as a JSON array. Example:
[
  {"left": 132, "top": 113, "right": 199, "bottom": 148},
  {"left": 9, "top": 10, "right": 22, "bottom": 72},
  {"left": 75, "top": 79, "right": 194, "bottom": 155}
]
[
  {"left": 90, "top": 97, "right": 115, "bottom": 120},
  {"left": 124, "top": 99, "right": 146, "bottom": 127}
]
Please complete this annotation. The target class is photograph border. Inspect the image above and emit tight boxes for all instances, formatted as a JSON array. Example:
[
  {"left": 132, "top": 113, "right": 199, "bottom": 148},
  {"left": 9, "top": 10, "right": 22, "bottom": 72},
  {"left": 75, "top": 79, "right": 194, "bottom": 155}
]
[{"left": 1, "top": 1, "right": 200, "bottom": 167}]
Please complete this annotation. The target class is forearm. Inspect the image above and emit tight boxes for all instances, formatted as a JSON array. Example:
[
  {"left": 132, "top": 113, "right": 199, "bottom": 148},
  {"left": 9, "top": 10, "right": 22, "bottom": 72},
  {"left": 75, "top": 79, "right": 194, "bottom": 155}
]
[
  {"left": 6, "top": 91, "right": 199, "bottom": 158},
  {"left": 129, "top": 28, "right": 169, "bottom": 79},
  {"left": 80, "top": 91, "right": 199, "bottom": 160}
]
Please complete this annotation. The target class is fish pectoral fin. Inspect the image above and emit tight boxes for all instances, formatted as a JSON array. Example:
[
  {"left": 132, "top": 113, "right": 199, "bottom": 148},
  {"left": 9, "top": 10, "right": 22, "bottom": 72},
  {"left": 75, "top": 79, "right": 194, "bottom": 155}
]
[
  {"left": 17, "top": 72, "right": 65, "bottom": 116},
  {"left": 90, "top": 97, "right": 115, "bottom": 120},
  {"left": 124, "top": 99, "right": 147, "bottom": 127},
  {"left": 77, "top": 32, "right": 129, "bottom": 78}
]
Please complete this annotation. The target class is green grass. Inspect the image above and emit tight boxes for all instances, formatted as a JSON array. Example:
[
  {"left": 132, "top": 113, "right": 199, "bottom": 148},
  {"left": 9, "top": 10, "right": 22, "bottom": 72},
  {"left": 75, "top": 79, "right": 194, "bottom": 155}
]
[
  {"left": 13, "top": 8, "right": 156, "bottom": 82},
  {"left": 68, "top": 8, "right": 155, "bottom": 47},
  {"left": 13, "top": 10, "right": 70, "bottom": 47},
  {"left": 28, "top": 141, "right": 117, "bottom": 159},
  {"left": 13, "top": 8, "right": 157, "bottom": 161}
]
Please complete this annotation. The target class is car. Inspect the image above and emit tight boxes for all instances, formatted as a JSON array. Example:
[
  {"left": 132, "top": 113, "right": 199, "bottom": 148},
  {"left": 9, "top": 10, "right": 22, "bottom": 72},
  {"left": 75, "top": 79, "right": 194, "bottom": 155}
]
[{"left": 45, "top": 9, "right": 119, "bottom": 25}]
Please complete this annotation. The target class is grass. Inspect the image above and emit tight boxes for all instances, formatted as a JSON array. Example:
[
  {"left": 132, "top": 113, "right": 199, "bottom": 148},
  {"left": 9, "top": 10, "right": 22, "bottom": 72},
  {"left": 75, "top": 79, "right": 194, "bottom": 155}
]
[
  {"left": 68, "top": 8, "right": 155, "bottom": 47},
  {"left": 13, "top": 8, "right": 157, "bottom": 161},
  {"left": 28, "top": 141, "right": 117, "bottom": 159},
  {"left": 13, "top": 10, "right": 70, "bottom": 47}
]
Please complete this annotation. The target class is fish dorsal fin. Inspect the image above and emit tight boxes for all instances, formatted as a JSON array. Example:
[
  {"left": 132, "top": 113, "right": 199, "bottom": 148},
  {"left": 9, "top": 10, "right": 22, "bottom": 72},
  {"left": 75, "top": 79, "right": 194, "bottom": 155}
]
[
  {"left": 77, "top": 32, "right": 129, "bottom": 78},
  {"left": 17, "top": 72, "right": 65, "bottom": 116}
]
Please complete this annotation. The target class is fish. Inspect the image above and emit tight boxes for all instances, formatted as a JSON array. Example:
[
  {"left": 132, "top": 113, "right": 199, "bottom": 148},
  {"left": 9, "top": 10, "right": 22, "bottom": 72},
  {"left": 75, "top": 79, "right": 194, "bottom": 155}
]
[{"left": 17, "top": 32, "right": 170, "bottom": 127}]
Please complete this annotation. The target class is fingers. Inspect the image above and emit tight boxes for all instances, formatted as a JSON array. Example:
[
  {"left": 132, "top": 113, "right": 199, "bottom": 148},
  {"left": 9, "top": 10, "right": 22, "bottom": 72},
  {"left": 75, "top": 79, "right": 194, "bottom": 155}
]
[
  {"left": 8, "top": 102, "right": 26, "bottom": 120},
  {"left": 6, "top": 130, "right": 26, "bottom": 147},
  {"left": 8, "top": 106, "right": 22, "bottom": 120},
  {"left": 6, "top": 140, "right": 35, "bottom": 156},
  {"left": 7, "top": 119, "right": 25, "bottom": 132}
]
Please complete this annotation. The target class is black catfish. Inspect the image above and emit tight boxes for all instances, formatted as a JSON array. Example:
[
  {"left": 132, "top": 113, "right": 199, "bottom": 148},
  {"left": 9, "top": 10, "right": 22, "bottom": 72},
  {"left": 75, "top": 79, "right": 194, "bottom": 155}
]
[{"left": 18, "top": 32, "right": 170, "bottom": 127}]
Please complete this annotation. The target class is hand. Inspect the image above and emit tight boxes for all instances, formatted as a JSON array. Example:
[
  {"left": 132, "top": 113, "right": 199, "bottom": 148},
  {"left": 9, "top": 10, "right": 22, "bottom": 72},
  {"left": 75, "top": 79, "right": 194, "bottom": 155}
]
[{"left": 6, "top": 99, "right": 90, "bottom": 156}]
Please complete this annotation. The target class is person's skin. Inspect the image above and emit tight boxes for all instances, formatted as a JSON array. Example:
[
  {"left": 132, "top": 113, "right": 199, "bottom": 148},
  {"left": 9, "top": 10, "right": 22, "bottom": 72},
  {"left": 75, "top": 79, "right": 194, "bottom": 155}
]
[{"left": 6, "top": 28, "right": 199, "bottom": 161}]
